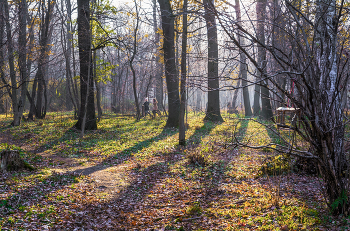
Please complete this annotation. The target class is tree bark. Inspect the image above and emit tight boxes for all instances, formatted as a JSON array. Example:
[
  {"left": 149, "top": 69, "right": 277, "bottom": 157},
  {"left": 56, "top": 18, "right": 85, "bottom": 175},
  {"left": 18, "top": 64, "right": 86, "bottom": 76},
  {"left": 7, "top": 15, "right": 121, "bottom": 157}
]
[
  {"left": 74, "top": 0, "right": 97, "bottom": 130},
  {"left": 157, "top": 0, "right": 180, "bottom": 127},
  {"left": 256, "top": 0, "right": 273, "bottom": 120},
  {"left": 17, "top": 0, "right": 28, "bottom": 121},
  {"left": 203, "top": 0, "right": 223, "bottom": 122},
  {"left": 235, "top": 0, "right": 252, "bottom": 116},
  {"left": 1, "top": 150, "right": 34, "bottom": 172},
  {"left": 130, "top": 0, "right": 140, "bottom": 120},
  {"left": 153, "top": 0, "right": 163, "bottom": 113},
  {"left": 179, "top": 0, "right": 188, "bottom": 146},
  {"left": 313, "top": 0, "right": 347, "bottom": 215},
  {"left": 94, "top": 52, "right": 102, "bottom": 121},
  {"left": 3, "top": 0, "right": 20, "bottom": 126}
]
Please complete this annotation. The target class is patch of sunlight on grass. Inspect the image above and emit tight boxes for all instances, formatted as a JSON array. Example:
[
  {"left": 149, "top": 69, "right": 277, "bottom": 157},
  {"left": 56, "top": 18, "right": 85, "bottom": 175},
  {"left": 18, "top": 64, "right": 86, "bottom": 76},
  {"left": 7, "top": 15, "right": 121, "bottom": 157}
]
[{"left": 240, "top": 119, "right": 271, "bottom": 146}]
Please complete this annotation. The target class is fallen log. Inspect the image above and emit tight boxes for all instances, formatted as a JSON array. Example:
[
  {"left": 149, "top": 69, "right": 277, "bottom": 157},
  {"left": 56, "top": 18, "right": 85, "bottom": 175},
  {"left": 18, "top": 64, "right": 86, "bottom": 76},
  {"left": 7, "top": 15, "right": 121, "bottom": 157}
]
[{"left": 0, "top": 150, "right": 35, "bottom": 172}]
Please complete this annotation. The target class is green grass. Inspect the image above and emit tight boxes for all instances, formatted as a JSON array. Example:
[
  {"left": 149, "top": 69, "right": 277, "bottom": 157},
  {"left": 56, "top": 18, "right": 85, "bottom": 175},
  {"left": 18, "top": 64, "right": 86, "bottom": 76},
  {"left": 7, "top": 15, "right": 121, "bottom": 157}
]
[{"left": 0, "top": 111, "right": 335, "bottom": 230}]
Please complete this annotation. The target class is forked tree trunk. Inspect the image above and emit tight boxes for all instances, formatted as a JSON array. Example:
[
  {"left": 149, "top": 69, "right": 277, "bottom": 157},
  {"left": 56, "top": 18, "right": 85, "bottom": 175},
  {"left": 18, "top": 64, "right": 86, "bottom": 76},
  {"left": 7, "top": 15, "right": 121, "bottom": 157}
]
[{"left": 313, "top": 0, "right": 348, "bottom": 215}]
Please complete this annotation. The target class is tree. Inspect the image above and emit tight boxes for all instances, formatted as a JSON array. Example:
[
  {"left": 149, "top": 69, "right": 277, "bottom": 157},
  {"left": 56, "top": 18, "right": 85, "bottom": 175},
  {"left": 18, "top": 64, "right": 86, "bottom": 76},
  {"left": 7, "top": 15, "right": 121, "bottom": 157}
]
[
  {"left": 3, "top": 0, "right": 24, "bottom": 126},
  {"left": 153, "top": 0, "right": 163, "bottom": 112},
  {"left": 256, "top": 0, "right": 273, "bottom": 120},
  {"left": 130, "top": 0, "right": 141, "bottom": 120},
  {"left": 27, "top": 0, "right": 55, "bottom": 120},
  {"left": 74, "top": 0, "right": 97, "bottom": 131},
  {"left": 234, "top": 0, "right": 252, "bottom": 116},
  {"left": 179, "top": 0, "right": 188, "bottom": 145},
  {"left": 157, "top": 0, "right": 180, "bottom": 128},
  {"left": 203, "top": 0, "right": 223, "bottom": 122},
  {"left": 218, "top": 0, "right": 350, "bottom": 215}
]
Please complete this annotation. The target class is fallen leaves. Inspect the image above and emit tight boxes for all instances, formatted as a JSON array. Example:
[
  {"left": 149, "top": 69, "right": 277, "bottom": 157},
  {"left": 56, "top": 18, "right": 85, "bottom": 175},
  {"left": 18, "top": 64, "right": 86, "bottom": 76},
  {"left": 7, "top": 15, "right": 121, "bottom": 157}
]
[{"left": 0, "top": 113, "right": 346, "bottom": 230}]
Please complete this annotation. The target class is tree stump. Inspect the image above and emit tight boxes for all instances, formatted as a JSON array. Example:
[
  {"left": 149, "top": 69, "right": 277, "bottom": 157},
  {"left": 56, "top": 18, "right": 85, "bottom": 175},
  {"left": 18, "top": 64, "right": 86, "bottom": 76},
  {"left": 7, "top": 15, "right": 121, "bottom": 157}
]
[{"left": 0, "top": 150, "right": 34, "bottom": 172}]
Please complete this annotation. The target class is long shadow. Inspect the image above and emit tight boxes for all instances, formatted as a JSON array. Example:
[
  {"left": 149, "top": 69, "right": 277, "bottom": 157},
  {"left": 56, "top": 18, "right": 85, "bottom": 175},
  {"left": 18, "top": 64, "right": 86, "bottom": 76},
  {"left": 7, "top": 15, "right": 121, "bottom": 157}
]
[
  {"left": 233, "top": 118, "right": 249, "bottom": 143},
  {"left": 65, "top": 152, "right": 183, "bottom": 229},
  {"left": 187, "top": 121, "right": 221, "bottom": 147},
  {"left": 23, "top": 114, "right": 166, "bottom": 157},
  {"left": 72, "top": 127, "right": 178, "bottom": 176}
]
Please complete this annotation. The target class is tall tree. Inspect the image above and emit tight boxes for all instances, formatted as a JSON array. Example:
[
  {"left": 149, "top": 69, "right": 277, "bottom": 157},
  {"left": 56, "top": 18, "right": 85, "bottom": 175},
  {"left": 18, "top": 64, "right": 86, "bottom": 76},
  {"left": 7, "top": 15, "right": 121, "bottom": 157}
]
[
  {"left": 130, "top": 0, "right": 141, "bottom": 120},
  {"left": 153, "top": 0, "right": 163, "bottom": 112},
  {"left": 3, "top": 0, "right": 22, "bottom": 125},
  {"left": 312, "top": 0, "right": 347, "bottom": 214},
  {"left": 179, "top": 0, "right": 188, "bottom": 145},
  {"left": 218, "top": 0, "right": 350, "bottom": 215},
  {"left": 157, "top": 0, "right": 180, "bottom": 127},
  {"left": 17, "top": 0, "right": 28, "bottom": 122},
  {"left": 256, "top": 0, "right": 273, "bottom": 119},
  {"left": 63, "top": 0, "right": 79, "bottom": 113},
  {"left": 203, "top": 0, "right": 223, "bottom": 122},
  {"left": 27, "top": 0, "right": 55, "bottom": 120},
  {"left": 235, "top": 0, "right": 252, "bottom": 116},
  {"left": 74, "top": 0, "right": 97, "bottom": 130}
]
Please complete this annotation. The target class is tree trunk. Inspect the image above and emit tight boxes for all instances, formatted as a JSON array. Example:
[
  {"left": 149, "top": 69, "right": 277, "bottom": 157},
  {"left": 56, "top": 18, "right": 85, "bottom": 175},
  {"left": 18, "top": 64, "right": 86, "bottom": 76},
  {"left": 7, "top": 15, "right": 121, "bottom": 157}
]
[
  {"left": 94, "top": 51, "right": 102, "bottom": 121},
  {"left": 157, "top": 0, "right": 180, "bottom": 127},
  {"left": 130, "top": 0, "right": 140, "bottom": 120},
  {"left": 17, "top": 0, "right": 28, "bottom": 121},
  {"left": 1, "top": 150, "right": 34, "bottom": 172},
  {"left": 179, "top": 0, "right": 188, "bottom": 146},
  {"left": 313, "top": 0, "right": 348, "bottom": 215},
  {"left": 256, "top": 0, "right": 273, "bottom": 120},
  {"left": 0, "top": 1, "right": 8, "bottom": 114},
  {"left": 235, "top": 0, "right": 252, "bottom": 116},
  {"left": 153, "top": 0, "right": 163, "bottom": 113},
  {"left": 231, "top": 79, "right": 241, "bottom": 112},
  {"left": 74, "top": 0, "right": 97, "bottom": 131},
  {"left": 203, "top": 0, "right": 223, "bottom": 122},
  {"left": 3, "top": 0, "right": 20, "bottom": 126},
  {"left": 63, "top": 0, "right": 76, "bottom": 112}
]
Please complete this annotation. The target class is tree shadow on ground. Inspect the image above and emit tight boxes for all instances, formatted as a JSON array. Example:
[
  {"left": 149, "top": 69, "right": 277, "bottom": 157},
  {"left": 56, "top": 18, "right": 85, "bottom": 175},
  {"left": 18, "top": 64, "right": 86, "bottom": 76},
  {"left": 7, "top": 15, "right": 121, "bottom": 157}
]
[
  {"left": 64, "top": 152, "right": 183, "bottom": 229},
  {"left": 233, "top": 118, "right": 249, "bottom": 143},
  {"left": 186, "top": 121, "right": 221, "bottom": 147},
  {"left": 71, "top": 127, "right": 178, "bottom": 176}
]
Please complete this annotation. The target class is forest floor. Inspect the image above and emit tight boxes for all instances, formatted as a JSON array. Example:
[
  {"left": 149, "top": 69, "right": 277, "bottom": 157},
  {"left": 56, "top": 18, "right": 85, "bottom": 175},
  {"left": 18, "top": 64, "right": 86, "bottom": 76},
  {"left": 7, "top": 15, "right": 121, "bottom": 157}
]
[{"left": 0, "top": 112, "right": 349, "bottom": 230}]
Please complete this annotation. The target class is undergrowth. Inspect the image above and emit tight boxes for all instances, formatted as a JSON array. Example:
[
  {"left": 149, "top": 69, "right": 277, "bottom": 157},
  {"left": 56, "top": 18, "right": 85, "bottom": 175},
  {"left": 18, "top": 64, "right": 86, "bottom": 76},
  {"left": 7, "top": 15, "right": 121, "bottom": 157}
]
[{"left": 0, "top": 112, "right": 338, "bottom": 230}]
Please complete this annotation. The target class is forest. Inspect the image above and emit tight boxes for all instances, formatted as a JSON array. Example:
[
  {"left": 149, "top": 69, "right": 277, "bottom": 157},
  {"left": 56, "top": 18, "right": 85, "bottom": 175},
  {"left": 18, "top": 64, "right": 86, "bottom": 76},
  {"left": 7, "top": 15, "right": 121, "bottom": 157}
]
[{"left": 0, "top": 0, "right": 350, "bottom": 229}]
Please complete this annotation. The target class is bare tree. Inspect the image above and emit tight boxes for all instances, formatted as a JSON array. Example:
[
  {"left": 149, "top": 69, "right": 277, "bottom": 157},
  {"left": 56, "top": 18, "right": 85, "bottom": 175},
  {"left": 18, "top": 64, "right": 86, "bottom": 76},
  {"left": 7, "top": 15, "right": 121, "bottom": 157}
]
[
  {"left": 74, "top": 0, "right": 97, "bottom": 131},
  {"left": 203, "top": 0, "right": 223, "bottom": 122},
  {"left": 235, "top": 0, "right": 252, "bottom": 117},
  {"left": 218, "top": 0, "right": 350, "bottom": 214},
  {"left": 157, "top": 0, "right": 180, "bottom": 127},
  {"left": 179, "top": 0, "right": 188, "bottom": 145}
]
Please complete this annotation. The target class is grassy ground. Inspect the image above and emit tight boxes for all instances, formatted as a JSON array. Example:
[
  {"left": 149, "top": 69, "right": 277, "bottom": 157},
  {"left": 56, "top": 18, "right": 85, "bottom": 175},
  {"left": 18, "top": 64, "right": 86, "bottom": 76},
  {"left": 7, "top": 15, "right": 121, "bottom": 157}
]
[{"left": 0, "top": 112, "right": 349, "bottom": 230}]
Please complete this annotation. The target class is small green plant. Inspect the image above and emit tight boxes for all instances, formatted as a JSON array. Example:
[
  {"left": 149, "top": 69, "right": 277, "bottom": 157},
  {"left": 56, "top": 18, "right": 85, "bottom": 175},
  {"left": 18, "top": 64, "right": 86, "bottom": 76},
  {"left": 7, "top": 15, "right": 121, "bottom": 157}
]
[
  {"left": 331, "top": 190, "right": 348, "bottom": 214},
  {"left": 260, "top": 154, "right": 291, "bottom": 175},
  {"left": 186, "top": 202, "right": 202, "bottom": 216},
  {"left": 7, "top": 217, "right": 15, "bottom": 225},
  {"left": 187, "top": 150, "right": 208, "bottom": 166}
]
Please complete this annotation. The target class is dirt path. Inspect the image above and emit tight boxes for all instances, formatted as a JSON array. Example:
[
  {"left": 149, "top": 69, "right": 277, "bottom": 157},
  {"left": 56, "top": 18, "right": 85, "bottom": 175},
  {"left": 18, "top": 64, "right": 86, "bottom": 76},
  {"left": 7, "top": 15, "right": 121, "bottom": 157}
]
[{"left": 0, "top": 131, "right": 128, "bottom": 198}]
